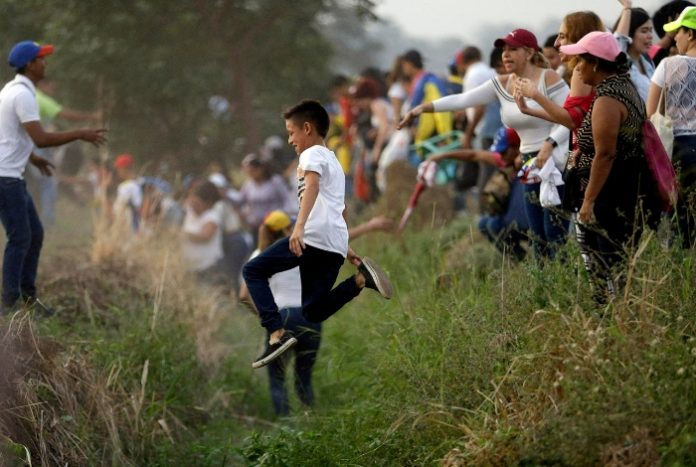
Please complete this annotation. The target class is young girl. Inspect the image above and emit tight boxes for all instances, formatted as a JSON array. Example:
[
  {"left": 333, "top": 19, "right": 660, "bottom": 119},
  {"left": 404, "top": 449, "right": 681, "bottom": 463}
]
[{"left": 181, "top": 180, "right": 225, "bottom": 284}]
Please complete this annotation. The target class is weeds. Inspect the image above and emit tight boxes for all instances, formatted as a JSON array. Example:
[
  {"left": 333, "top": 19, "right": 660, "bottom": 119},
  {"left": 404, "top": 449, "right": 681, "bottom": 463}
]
[{"left": 1, "top": 203, "right": 695, "bottom": 465}]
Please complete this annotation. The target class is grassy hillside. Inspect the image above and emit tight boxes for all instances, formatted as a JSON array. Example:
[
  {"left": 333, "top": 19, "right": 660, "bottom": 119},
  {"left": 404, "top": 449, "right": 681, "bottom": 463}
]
[{"left": 1, "top": 204, "right": 695, "bottom": 466}]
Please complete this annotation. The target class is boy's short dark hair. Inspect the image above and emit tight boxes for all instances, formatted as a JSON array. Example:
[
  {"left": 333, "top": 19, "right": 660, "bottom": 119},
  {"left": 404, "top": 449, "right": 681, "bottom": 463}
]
[{"left": 282, "top": 100, "right": 330, "bottom": 138}]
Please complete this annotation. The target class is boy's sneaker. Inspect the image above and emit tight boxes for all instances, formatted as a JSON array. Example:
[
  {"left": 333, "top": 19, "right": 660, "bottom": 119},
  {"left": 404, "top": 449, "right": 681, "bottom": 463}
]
[
  {"left": 358, "top": 257, "right": 394, "bottom": 299},
  {"left": 252, "top": 331, "right": 297, "bottom": 369}
]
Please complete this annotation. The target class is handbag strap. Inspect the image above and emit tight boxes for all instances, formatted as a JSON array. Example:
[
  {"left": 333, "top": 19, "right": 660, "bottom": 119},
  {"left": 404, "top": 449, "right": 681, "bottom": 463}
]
[
  {"left": 657, "top": 83, "right": 666, "bottom": 116},
  {"left": 657, "top": 59, "right": 669, "bottom": 115}
]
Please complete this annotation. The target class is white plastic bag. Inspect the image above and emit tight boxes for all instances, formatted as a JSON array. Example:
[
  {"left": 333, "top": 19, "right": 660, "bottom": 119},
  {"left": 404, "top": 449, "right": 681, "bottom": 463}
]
[
  {"left": 376, "top": 128, "right": 410, "bottom": 191},
  {"left": 539, "top": 157, "right": 564, "bottom": 207},
  {"left": 650, "top": 112, "right": 673, "bottom": 160}
]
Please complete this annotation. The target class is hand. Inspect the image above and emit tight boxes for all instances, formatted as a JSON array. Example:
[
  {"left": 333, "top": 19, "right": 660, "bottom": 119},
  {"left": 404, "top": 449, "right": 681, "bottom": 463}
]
[
  {"left": 366, "top": 215, "right": 394, "bottom": 233},
  {"left": 397, "top": 106, "right": 423, "bottom": 130},
  {"left": 618, "top": 0, "right": 632, "bottom": 8},
  {"left": 347, "top": 247, "right": 362, "bottom": 267},
  {"left": 514, "top": 89, "right": 530, "bottom": 115},
  {"left": 29, "top": 154, "right": 55, "bottom": 176},
  {"left": 578, "top": 199, "right": 595, "bottom": 225},
  {"left": 514, "top": 77, "right": 538, "bottom": 99},
  {"left": 289, "top": 224, "right": 306, "bottom": 257},
  {"left": 535, "top": 141, "right": 553, "bottom": 168},
  {"left": 80, "top": 128, "right": 108, "bottom": 146}
]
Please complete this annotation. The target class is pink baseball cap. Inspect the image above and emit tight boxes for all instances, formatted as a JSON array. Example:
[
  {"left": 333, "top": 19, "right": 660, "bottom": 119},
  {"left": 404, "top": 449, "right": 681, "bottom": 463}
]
[{"left": 559, "top": 31, "right": 621, "bottom": 62}]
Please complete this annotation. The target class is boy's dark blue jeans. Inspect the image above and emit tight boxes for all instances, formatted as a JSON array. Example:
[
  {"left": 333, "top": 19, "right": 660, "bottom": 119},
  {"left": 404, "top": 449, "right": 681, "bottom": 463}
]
[
  {"left": 243, "top": 237, "right": 361, "bottom": 333},
  {"left": 0, "top": 177, "right": 44, "bottom": 307}
]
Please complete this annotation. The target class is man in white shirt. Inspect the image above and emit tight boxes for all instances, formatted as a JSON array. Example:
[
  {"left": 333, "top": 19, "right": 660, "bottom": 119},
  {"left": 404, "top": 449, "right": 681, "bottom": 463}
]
[{"left": 0, "top": 41, "right": 106, "bottom": 314}]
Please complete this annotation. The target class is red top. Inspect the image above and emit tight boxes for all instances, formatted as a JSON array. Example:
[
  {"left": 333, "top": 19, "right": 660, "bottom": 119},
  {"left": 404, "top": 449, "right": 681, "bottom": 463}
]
[{"left": 563, "top": 92, "right": 595, "bottom": 149}]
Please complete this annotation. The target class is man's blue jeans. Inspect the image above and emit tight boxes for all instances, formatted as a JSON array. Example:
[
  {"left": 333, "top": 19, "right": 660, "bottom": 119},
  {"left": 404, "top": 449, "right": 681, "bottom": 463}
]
[
  {"left": 266, "top": 307, "right": 322, "bottom": 416},
  {"left": 0, "top": 177, "right": 44, "bottom": 306},
  {"left": 243, "top": 237, "right": 361, "bottom": 333}
]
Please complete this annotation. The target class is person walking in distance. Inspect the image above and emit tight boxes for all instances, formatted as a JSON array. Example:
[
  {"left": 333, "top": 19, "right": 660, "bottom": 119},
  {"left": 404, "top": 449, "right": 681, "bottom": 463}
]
[{"left": 0, "top": 41, "right": 106, "bottom": 314}]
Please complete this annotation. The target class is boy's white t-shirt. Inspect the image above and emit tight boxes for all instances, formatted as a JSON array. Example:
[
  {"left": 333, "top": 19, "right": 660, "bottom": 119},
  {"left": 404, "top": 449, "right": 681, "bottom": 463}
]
[
  {"left": 297, "top": 145, "right": 349, "bottom": 257},
  {"left": 182, "top": 207, "right": 223, "bottom": 271}
]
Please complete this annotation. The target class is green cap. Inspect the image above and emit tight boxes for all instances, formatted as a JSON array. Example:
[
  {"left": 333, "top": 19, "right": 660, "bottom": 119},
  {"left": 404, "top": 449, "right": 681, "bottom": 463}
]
[{"left": 664, "top": 6, "right": 696, "bottom": 32}]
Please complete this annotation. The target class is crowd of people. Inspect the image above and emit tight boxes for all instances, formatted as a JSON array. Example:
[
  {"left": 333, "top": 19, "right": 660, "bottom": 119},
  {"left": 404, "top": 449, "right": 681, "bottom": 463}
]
[{"left": 2, "top": 0, "right": 695, "bottom": 417}]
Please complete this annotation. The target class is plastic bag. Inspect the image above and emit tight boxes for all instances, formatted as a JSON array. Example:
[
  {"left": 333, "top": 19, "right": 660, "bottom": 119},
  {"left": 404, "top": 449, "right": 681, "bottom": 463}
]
[{"left": 539, "top": 157, "right": 564, "bottom": 208}]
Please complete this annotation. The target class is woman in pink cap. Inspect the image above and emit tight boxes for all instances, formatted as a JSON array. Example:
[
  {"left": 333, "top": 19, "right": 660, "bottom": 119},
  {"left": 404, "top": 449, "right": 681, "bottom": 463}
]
[
  {"left": 561, "top": 31, "right": 660, "bottom": 304},
  {"left": 399, "top": 28, "right": 570, "bottom": 261},
  {"left": 514, "top": 11, "right": 605, "bottom": 143}
]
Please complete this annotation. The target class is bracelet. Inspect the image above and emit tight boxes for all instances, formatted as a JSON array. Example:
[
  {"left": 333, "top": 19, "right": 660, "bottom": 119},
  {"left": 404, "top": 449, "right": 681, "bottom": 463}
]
[{"left": 545, "top": 137, "right": 558, "bottom": 148}]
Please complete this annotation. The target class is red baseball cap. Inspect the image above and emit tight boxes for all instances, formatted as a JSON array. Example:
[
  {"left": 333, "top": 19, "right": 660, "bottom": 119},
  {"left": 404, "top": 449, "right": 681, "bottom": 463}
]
[
  {"left": 494, "top": 29, "right": 540, "bottom": 51},
  {"left": 114, "top": 153, "right": 134, "bottom": 169}
]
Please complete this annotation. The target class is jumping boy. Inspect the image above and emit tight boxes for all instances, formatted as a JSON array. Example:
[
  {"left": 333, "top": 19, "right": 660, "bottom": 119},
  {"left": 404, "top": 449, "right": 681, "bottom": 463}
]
[{"left": 243, "top": 100, "right": 393, "bottom": 369}]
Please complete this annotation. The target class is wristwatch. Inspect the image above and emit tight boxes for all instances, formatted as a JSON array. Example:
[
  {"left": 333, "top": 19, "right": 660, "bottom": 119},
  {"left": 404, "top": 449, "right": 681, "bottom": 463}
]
[{"left": 545, "top": 137, "right": 558, "bottom": 148}]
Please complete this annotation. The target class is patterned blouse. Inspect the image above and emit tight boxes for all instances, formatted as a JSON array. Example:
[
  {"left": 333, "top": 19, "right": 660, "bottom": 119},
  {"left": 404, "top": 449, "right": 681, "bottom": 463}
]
[{"left": 571, "top": 73, "right": 645, "bottom": 191}]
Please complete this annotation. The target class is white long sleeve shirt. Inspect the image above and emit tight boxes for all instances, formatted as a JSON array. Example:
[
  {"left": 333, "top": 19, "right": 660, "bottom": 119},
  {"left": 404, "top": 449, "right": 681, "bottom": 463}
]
[{"left": 432, "top": 72, "right": 570, "bottom": 155}]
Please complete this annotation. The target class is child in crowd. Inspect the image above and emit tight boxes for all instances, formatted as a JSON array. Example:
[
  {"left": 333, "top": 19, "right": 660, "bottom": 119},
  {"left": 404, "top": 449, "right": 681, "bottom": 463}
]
[
  {"left": 112, "top": 153, "right": 142, "bottom": 232},
  {"left": 181, "top": 180, "right": 227, "bottom": 285},
  {"left": 209, "top": 173, "right": 251, "bottom": 293},
  {"left": 242, "top": 100, "right": 393, "bottom": 369}
]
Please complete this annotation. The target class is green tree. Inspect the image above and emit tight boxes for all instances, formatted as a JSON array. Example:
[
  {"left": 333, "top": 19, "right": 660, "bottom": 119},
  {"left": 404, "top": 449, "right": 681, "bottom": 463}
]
[{"left": 0, "top": 0, "right": 376, "bottom": 171}]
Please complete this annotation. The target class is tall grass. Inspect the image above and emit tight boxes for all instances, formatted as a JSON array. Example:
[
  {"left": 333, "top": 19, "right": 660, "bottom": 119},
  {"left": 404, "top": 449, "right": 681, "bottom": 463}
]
[
  {"left": 240, "top": 219, "right": 696, "bottom": 466},
  {"left": 1, "top": 203, "right": 695, "bottom": 465}
]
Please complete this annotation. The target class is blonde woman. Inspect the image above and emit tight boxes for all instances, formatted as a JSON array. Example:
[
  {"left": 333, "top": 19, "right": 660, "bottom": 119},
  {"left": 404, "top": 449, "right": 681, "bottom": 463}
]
[{"left": 400, "top": 29, "right": 570, "bottom": 259}]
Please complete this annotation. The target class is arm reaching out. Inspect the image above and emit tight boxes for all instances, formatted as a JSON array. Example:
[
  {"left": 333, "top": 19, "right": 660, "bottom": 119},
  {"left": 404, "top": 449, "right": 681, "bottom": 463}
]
[{"left": 23, "top": 121, "right": 107, "bottom": 148}]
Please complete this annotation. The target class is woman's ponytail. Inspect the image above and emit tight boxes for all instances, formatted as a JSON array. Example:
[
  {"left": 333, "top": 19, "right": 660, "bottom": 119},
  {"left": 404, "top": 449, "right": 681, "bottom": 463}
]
[{"left": 530, "top": 50, "right": 550, "bottom": 69}]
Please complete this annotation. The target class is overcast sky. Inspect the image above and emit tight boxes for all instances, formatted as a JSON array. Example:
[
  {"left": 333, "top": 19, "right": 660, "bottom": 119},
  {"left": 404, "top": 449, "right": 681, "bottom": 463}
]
[{"left": 374, "top": 0, "right": 668, "bottom": 41}]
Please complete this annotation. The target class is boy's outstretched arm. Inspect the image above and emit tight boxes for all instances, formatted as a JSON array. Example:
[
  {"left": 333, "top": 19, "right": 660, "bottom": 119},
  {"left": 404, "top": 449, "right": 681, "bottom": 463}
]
[{"left": 290, "top": 171, "right": 320, "bottom": 256}]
